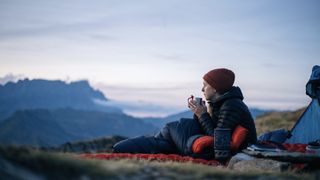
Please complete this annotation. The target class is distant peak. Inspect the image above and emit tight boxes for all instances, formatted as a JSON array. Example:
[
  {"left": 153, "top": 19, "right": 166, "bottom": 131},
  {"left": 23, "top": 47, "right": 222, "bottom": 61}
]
[
  {"left": 0, "top": 74, "right": 25, "bottom": 85},
  {"left": 69, "top": 80, "right": 90, "bottom": 86},
  {"left": 0, "top": 78, "right": 109, "bottom": 101}
]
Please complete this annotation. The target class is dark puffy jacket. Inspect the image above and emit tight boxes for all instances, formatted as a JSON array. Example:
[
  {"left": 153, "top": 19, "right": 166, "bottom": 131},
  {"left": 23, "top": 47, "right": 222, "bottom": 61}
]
[
  {"left": 196, "top": 86, "right": 257, "bottom": 146},
  {"left": 155, "top": 86, "right": 256, "bottom": 155}
]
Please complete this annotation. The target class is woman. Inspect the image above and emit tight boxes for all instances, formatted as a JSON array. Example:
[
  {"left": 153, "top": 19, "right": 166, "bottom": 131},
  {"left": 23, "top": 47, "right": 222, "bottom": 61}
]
[{"left": 113, "top": 68, "right": 257, "bottom": 158}]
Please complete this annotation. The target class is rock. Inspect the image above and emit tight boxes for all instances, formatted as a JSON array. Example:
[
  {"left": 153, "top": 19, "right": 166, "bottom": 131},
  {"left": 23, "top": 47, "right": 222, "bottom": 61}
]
[{"left": 227, "top": 153, "right": 290, "bottom": 172}]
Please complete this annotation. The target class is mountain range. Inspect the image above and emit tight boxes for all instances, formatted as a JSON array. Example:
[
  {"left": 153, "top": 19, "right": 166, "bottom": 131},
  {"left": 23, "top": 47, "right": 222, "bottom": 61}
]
[
  {"left": 0, "top": 79, "right": 158, "bottom": 147},
  {"left": 0, "top": 79, "right": 121, "bottom": 121},
  {"left": 0, "top": 108, "right": 157, "bottom": 147},
  {"left": 0, "top": 78, "right": 268, "bottom": 147}
]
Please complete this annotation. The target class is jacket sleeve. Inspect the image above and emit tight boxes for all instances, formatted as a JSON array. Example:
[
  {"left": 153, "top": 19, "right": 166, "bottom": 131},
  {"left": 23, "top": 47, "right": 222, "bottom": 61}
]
[
  {"left": 197, "top": 99, "right": 246, "bottom": 136},
  {"left": 216, "top": 99, "right": 244, "bottom": 130},
  {"left": 197, "top": 112, "right": 218, "bottom": 136}
]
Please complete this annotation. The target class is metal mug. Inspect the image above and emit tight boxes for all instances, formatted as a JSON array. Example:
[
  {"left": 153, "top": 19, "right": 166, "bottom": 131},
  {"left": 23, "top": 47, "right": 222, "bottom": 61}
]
[
  {"left": 195, "top": 97, "right": 202, "bottom": 106},
  {"left": 187, "top": 95, "right": 203, "bottom": 106}
]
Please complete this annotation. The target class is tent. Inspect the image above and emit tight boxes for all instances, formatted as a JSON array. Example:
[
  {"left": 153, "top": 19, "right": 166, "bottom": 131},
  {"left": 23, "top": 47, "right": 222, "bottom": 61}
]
[{"left": 285, "top": 65, "right": 320, "bottom": 144}]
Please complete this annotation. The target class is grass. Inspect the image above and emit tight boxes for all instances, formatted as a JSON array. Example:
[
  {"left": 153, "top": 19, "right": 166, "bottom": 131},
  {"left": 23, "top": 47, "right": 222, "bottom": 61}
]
[
  {"left": 255, "top": 107, "right": 306, "bottom": 136},
  {"left": 0, "top": 146, "right": 317, "bottom": 180}
]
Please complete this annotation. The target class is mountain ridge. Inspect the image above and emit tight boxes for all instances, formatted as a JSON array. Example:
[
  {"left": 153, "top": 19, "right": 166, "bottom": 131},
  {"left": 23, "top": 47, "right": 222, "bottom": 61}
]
[{"left": 0, "top": 78, "right": 122, "bottom": 120}]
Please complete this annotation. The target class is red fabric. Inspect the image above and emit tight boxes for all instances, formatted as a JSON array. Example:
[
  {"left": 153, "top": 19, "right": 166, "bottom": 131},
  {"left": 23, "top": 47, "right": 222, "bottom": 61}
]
[
  {"left": 191, "top": 125, "right": 248, "bottom": 154},
  {"left": 192, "top": 136, "right": 214, "bottom": 154},
  {"left": 79, "top": 153, "right": 220, "bottom": 166},
  {"left": 282, "top": 143, "right": 307, "bottom": 153},
  {"left": 282, "top": 143, "right": 308, "bottom": 171},
  {"left": 79, "top": 144, "right": 308, "bottom": 168},
  {"left": 230, "top": 125, "right": 249, "bottom": 151},
  {"left": 203, "top": 68, "right": 235, "bottom": 93}
]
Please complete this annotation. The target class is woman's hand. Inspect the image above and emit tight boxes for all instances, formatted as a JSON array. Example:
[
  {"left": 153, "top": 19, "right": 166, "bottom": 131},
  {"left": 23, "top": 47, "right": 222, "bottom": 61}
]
[{"left": 188, "top": 97, "right": 207, "bottom": 118}]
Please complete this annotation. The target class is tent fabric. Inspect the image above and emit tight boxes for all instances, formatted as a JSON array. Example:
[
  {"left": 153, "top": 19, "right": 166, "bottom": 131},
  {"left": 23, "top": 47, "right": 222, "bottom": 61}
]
[
  {"left": 285, "top": 65, "right": 320, "bottom": 144},
  {"left": 79, "top": 153, "right": 221, "bottom": 166},
  {"left": 285, "top": 99, "right": 320, "bottom": 144}
]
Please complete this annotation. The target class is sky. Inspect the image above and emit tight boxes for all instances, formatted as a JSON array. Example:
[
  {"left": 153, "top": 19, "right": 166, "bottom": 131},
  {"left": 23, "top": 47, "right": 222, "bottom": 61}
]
[{"left": 0, "top": 0, "right": 319, "bottom": 117}]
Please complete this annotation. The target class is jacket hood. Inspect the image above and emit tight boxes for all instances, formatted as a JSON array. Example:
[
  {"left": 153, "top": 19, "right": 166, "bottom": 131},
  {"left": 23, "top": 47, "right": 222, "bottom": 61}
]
[{"left": 209, "top": 86, "right": 244, "bottom": 104}]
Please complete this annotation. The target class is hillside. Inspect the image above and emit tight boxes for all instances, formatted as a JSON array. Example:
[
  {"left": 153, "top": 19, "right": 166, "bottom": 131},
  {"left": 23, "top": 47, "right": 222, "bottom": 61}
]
[
  {"left": 45, "top": 136, "right": 126, "bottom": 153},
  {"left": 0, "top": 109, "right": 158, "bottom": 147},
  {"left": 255, "top": 107, "right": 307, "bottom": 136},
  {"left": 0, "top": 110, "right": 77, "bottom": 147}
]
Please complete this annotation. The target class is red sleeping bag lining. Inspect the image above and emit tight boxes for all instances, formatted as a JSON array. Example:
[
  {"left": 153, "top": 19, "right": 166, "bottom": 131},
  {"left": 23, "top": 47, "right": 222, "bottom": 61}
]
[
  {"left": 80, "top": 153, "right": 221, "bottom": 166},
  {"left": 79, "top": 143, "right": 308, "bottom": 167}
]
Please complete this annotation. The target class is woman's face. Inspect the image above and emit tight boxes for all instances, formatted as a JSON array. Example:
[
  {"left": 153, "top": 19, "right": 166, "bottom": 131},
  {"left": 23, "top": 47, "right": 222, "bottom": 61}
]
[{"left": 201, "top": 80, "right": 217, "bottom": 100}]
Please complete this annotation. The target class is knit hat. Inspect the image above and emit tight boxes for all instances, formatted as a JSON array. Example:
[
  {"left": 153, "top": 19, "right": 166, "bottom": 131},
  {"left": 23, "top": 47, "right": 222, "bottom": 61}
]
[{"left": 203, "top": 68, "right": 235, "bottom": 93}]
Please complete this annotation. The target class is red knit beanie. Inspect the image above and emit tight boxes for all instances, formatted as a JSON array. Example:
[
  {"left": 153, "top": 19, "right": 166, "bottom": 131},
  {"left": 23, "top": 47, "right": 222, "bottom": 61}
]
[{"left": 203, "top": 68, "right": 235, "bottom": 93}]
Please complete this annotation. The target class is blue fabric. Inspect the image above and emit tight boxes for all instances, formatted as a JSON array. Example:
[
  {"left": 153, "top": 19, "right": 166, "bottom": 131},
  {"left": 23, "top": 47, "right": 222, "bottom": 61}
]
[
  {"left": 285, "top": 66, "right": 320, "bottom": 144},
  {"left": 257, "top": 129, "right": 290, "bottom": 143},
  {"left": 113, "top": 118, "right": 207, "bottom": 156},
  {"left": 286, "top": 99, "right": 320, "bottom": 144},
  {"left": 167, "top": 118, "right": 203, "bottom": 155},
  {"left": 186, "top": 135, "right": 203, "bottom": 154},
  {"left": 113, "top": 135, "right": 177, "bottom": 154},
  {"left": 306, "top": 65, "right": 320, "bottom": 99}
]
